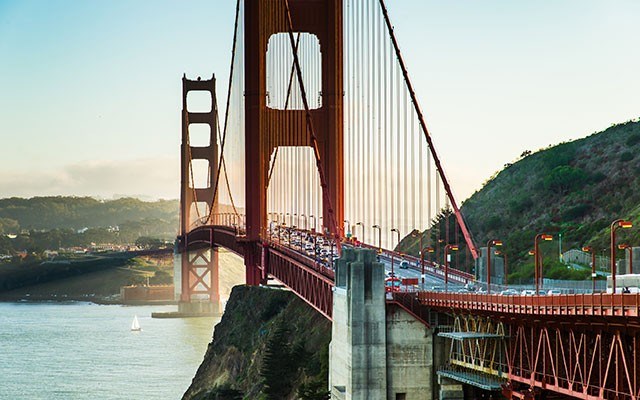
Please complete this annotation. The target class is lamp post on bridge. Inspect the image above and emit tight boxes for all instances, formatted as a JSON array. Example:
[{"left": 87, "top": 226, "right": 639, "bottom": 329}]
[
  {"left": 410, "top": 230, "right": 423, "bottom": 282},
  {"left": 421, "top": 246, "right": 435, "bottom": 285},
  {"left": 356, "top": 222, "right": 364, "bottom": 245},
  {"left": 534, "top": 234, "right": 553, "bottom": 294},
  {"left": 390, "top": 228, "right": 400, "bottom": 277},
  {"left": 582, "top": 246, "right": 597, "bottom": 293},
  {"left": 611, "top": 219, "right": 633, "bottom": 294},
  {"left": 411, "top": 230, "right": 423, "bottom": 259},
  {"left": 494, "top": 250, "right": 508, "bottom": 289},
  {"left": 444, "top": 244, "right": 459, "bottom": 292},
  {"left": 618, "top": 243, "right": 633, "bottom": 275},
  {"left": 486, "top": 239, "right": 503, "bottom": 294},
  {"left": 372, "top": 225, "right": 381, "bottom": 252}
]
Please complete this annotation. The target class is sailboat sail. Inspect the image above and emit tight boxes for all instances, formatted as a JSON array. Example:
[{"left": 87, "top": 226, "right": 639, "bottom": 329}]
[{"left": 131, "top": 315, "right": 141, "bottom": 331}]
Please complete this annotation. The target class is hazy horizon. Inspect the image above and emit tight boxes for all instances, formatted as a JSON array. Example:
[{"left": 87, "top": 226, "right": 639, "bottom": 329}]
[{"left": 2, "top": 1, "right": 639, "bottom": 202}]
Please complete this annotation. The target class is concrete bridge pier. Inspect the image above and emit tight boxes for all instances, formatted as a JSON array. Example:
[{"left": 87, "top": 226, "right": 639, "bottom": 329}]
[
  {"left": 329, "top": 248, "right": 435, "bottom": 400},
  {"left": 156, "top": 247, "right": 221, "bottom": 318}
]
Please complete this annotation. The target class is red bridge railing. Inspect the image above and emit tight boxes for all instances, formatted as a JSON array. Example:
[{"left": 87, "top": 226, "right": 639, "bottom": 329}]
[{"left": 418, "top": 291, "right": 640, "bottom": 319}]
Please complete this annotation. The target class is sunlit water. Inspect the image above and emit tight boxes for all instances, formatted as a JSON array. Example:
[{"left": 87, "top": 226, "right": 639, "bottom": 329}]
[{"left": 0, "top": 302, "right": 217, "bottom": 400}]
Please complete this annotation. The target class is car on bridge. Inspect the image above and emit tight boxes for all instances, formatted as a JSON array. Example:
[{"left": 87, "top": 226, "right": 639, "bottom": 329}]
[{"left": 385, "top": 277, "right": 401, "bottom": 292}]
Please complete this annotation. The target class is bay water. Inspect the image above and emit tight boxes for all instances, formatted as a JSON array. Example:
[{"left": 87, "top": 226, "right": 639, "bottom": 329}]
[{"left": 0, "top": 302, "right": 216, "bottom": 400}]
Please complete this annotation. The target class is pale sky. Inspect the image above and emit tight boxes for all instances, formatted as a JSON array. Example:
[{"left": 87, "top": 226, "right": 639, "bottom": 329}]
[{"left": 1, "top": 1, "right": 639, "bottom": 201}]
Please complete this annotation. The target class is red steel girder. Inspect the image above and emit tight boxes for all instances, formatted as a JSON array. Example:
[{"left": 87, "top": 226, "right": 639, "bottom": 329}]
[
  {"left": 506, "top": 324, "right": 640, "bottom": 400},
  {"left": 267, "top": 246, "right": 334, "bottom": 320},
  {"left": 419, "top": 291, "right": 640, "bottom": 322}
]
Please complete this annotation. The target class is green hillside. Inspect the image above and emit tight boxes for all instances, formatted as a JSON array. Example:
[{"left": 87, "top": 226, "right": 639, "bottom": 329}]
[
  {"left": 0, "top": 196, "right": 177, "bottom": 232},
  {"left": 400, "top": 119, "right": 640, "bottom": 281},
  {"left": 0, "top": 197, "right": 179, "bottom": 254}
]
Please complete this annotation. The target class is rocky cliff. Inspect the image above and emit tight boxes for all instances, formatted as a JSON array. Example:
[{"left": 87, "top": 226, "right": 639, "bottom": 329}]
[{"left": 183, "top": 285, "right": 331, "bottom": 400}]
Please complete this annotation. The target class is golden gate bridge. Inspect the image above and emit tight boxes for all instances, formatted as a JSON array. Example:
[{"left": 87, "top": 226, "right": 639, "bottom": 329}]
[{"left": 175, "top": 1, "right": 640, "bottom": 399}]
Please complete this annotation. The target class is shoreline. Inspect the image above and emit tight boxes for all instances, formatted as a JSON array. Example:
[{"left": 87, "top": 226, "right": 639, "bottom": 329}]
[{"left": 0, "top": 294, "right": 178, "bottom": 306}]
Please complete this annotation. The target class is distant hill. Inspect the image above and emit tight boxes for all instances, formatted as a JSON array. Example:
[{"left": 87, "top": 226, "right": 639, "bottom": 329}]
[
  {"left": 0, "top": 196, "right": 178, "bottom": 232},
  {"left": 400, "top": 119, "right": 640, "bottom": 280}
]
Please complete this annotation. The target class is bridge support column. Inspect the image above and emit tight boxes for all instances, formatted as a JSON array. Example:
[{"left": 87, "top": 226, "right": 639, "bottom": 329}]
[
  {"left": 244, "top": 244, "right": 262, "bottom": 286},
  {"left": 330, "top": 248, "right": 436, "bottom": 399},
  {"left": 330, "top": 248, "right": 387, "bottom": 399},
  {"left": 174, "top": 247, "right": 221, "bottom": 317}
]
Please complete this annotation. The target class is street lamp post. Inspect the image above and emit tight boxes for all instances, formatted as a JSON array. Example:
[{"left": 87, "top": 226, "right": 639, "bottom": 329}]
[
  {"left": 411, "top": 231, "right": 423, "bottom": 261},
  {"left": 421, "top": 246, "right": 435, "bottom": 284},
  {"left": 444, "top": 244, "right": 459, "bottom": 292},
  {"left": 611, "top": 219, "right": 633, "bottom": 294},
  {"left": 618, "top": 244, "right": 633, "bottom": 275},
  {"left": 494, "top": 250, "right": 508, "bottom": 288},
  {"left": 534, "top": 234, "right": 553, "bottom": 294},
  {"left": 486, "top": 239, "right": 503, "bottom": 294},
  {"left": 356, "top": 222, "right": 364, "bottom": 245},
  {"left": 391, "top": 228, "right": 400, "bottom": 276},
  {"left": 372, "top": 225, "right": 382, "bottom": 252},
  {"left": 582, "top": 246, "right": 597, "bottom": 293}
]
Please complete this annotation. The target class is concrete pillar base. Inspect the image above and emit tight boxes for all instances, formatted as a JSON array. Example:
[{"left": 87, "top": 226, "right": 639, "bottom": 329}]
[
  {"left": 151, "top": 301, "right": 221, "bottom": 318},
  {"left": 438, "top": 376, "right": 464, "bottom": 400}
]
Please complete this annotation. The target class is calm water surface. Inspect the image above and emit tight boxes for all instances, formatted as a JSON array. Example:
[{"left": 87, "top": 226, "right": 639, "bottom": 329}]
[{"left": 0, "top": 302, "right": 217, "bottom": 400}]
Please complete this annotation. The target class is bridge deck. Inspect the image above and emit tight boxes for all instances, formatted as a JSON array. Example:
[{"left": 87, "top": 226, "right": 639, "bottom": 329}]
[{"left": 419, "top": 291, "right": 640, "bottom": 321}]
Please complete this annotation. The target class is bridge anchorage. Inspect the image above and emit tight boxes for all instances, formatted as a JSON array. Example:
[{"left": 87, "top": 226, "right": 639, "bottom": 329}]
[{"left": 174, "top": 0, "right": 640, "bottom": 398}]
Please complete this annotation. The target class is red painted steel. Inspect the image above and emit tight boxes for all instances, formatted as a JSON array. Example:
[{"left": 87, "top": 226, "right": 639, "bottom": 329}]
[
  {"left": 506, "top": 324, "right": 640, "bottom": 400},
  {"left": 244, "top": 0, "right": 344, "bottom": 243},
  {"left": 186, "top": 223, "right": 640, "bottom": 399},
  {"left": 267, "top": 245, "right": 334, "bottom": 319},
  {"left": 418, "top": 291, "right": 640, "bottom": 320},
  {"left": 378, "top": 0, "right": 479, "bottom": 260},
  {"left": 181, "top": 224, "right": 334, "bottom": 318},
  {"left": 179, "top": 76, "right": 219, "bottom": 303}
]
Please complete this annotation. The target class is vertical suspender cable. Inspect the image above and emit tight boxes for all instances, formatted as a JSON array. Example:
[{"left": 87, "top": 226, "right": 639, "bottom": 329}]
[
  {"left": 205, "top": 0, "right": 241, "bottom": 224},
  {"left": 395, "top": 51, "right": 401, "bottom": 237},
  {"left": 378, "top": 0, "right": 479, "bottom": 259},
  {"left": 411, "top": 92, "right": 416, "bottom": 230},
  {"left": 403, "top": 74, "right": 408, "bottom": 236},
  {"left": 366, "top": 0, "right": 372, "bottom": 244},
  {"left": 382, "top": 6, "right": 389, "bottom": 248},
  {"left": 282, "top": 0, "right": 343, "bottom": 250},
  {"left": 436, "top": 173, "right": 440, "bottom": 219},
  {"left": 388, "top": 19, "right": 394, "bottom": 247},
  {"left": 358, "top": 0, "right": 364, "bottom": 237},
  {"left": 415, "top": 103, "right": 421, "bottom": 230},
  {"left": 375, "top": 1, "right": 382, "bottom": 238}
]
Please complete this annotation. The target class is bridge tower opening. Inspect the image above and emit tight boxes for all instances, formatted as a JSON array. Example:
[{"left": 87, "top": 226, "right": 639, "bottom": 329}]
[
  {"left": 244, "top": 0, "right": 344, "bottom": 285},
  {"left": 177, "top": 75, "right": 221, "bottom": 314}
]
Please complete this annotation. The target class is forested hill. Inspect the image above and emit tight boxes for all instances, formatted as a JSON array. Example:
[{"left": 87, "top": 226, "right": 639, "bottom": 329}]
[
  {"left": 0, "top": 197, "right": 178, "bottom": 233},
  {"left": 460, "top": 119, "right": 640, "bottom": 265}
]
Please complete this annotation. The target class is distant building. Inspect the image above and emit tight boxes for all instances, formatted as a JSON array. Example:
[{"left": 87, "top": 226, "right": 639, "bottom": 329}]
[{"left": 120, "top": 285, "right": 175, "bottom": 303}]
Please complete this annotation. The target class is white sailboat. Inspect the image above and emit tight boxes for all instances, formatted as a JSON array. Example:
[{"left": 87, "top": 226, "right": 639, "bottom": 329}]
[{"left": 131, "top": 315, "right": 142, "bottom": 332}]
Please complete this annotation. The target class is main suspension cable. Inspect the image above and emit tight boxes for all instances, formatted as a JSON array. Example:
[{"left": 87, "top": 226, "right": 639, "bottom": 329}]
[
  {"left": 378, "top": 0, "right": 479, "bottom": 259},
  {"left": 206, "top": 0, "right": 241, "bottom": 224}
]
